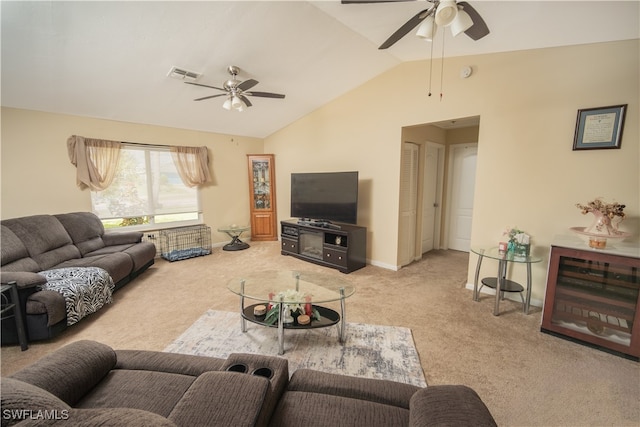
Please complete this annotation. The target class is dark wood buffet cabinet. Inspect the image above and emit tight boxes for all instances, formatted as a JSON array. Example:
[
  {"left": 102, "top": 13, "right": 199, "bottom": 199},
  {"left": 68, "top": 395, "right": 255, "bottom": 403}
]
[{"left": 541, "top": 236, "right": 639, "bottom": 360}]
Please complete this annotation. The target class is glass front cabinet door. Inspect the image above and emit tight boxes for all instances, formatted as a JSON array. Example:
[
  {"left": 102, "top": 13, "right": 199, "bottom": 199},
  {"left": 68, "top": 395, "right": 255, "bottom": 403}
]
[{"left": 247, "top": 154, "right": 277, "bottom": 241}]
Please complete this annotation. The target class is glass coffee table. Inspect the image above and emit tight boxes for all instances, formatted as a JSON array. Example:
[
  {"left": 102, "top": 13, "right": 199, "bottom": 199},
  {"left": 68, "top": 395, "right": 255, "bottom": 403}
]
[{"left": 227, "top": 271, "right": 355, "bottom": 354}]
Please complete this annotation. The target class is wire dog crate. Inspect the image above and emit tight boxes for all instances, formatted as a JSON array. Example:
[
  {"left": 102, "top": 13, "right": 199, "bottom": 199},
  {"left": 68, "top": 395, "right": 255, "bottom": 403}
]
[{"left": 159, "top": 225, "right": 212, "bottom": 262}]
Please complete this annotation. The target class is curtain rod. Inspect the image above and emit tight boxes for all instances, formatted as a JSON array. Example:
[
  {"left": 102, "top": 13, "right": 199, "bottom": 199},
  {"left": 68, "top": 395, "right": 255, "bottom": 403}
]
[{"left": 122, "top": 141, "right": 171, "bottom": 150}]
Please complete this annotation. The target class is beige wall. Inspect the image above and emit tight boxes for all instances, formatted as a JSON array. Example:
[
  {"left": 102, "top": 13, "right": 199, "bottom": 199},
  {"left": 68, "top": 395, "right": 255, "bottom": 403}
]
[
  {"left": 2, "top": 40, "right": 638, "bottom": 303},
  {"left": 0, "top": 108, "right": 263, "bottom": 245},
  {"left": 266, "top": 39, "right": 639, "bottom": 302}
]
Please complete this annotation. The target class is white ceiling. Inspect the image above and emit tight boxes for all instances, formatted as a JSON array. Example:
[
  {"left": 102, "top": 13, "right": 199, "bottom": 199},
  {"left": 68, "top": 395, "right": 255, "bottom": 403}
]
[{"left": 2, "top": 1, "right": 638, "bottom": 138}]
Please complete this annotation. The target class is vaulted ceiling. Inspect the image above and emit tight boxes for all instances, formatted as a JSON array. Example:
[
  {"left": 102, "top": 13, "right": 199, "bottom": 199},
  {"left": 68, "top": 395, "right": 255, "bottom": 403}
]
[{"left": 2, "top": 1, "right": 638, "bottom": 138}]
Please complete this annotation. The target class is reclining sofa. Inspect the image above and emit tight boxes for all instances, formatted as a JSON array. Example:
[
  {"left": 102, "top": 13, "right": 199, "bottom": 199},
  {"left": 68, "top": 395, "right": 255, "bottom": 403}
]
[
  {"left": 0, "top": 340, "right": 498, "bottom": 426},
  {"left": 1, "top": 212, "right": 156, "bottom": 343}
]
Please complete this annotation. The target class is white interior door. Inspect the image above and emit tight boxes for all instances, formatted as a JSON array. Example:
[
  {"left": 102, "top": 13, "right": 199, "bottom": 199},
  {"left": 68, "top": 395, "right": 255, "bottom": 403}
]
[
  {"left": 421, "top": 144, "right": 440, "bottom": 253},
  {"left": 398, "top": 142, "right": 419, "bottom": 266},
  {"left": 447, "top": 144, "right": 477, "bottom": 252}
]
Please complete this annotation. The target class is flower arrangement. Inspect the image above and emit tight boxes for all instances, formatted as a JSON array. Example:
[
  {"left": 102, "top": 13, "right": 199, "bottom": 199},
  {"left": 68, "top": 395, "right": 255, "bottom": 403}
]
[
  {"left": 264, "top": 289, "right": 321, "bottom": 325},
  {"left": 503, "top": 227, "right": 530, "bottom": 256},
  {"left": 576, "top": 198, "right": 626, "bottom": 234}
]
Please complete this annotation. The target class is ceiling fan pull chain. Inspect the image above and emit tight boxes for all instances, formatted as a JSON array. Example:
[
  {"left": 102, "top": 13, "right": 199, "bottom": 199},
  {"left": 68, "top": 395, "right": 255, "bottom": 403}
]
[
  {"left": 427, "top": 30, "right": 435, "bottom": 97},
  {"left": 440, "top": 30, "right": 446, "bottom": 101}
]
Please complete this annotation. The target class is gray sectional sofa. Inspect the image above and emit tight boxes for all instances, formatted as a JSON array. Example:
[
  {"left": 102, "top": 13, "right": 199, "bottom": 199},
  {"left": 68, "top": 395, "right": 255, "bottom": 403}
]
[
  {"left": 1, "top": 340, "right": 498, "bottom": 426},
  {"left": 1, "top": 212, "right": 156, "bottom": 343}
]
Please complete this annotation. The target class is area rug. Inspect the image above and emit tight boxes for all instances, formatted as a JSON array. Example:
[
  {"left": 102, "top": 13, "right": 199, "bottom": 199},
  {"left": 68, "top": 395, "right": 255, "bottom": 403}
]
[{"left": 164, "top": 309, "right": 427, "bottom": 387}]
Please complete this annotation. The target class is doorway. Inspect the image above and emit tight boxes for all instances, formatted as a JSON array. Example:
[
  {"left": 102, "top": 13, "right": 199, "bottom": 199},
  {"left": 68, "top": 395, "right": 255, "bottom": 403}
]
[{"left": 398, "top": 117, "right": 479, "bottom": 268}]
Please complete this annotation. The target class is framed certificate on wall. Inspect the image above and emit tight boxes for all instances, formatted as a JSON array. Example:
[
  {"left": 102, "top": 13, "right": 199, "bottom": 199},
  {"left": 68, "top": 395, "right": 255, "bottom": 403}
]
[{"left": 573, "top": 104, "right": 627, "bottom": 150}]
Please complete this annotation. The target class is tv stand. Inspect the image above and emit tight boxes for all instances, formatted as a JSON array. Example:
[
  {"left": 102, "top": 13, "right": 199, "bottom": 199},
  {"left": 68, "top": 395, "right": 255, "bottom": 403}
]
[
  {"left": 281, "top": 220, "right": 366, "bottom": 273},
  {"left": 297, "top": 219, "right": 341, "bottom": 230}
]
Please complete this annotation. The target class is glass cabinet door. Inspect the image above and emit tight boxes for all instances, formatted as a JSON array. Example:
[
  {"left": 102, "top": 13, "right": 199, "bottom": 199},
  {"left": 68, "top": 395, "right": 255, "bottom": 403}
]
[
  {"left": 551, "top": 255, "right": 638, "bottom": 348},
  {"left": 251, "top": 159, "right": 271, "bottom": 210},
  {"left": 247, "top": 154, "right": 277, "bottom": 241}
]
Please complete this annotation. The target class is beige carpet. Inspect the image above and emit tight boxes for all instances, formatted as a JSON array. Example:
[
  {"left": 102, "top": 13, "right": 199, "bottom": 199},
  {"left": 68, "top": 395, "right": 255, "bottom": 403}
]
[
  {"left": 164, "top": 309, "right": 426, "bottom": 387},
  {"left": 1, "top": 242, "right": 639, "bottom": 426}
]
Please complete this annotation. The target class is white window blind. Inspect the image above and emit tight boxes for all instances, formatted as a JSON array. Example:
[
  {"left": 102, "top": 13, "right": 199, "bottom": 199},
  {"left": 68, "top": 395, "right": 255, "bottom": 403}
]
[{"left": 91, "top": 145, "right": 201, "bottom": 229}]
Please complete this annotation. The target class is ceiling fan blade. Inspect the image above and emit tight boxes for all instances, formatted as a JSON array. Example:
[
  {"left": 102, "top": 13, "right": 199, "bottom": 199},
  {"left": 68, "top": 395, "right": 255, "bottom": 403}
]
[
  {"left": 237, "top": 79, "right": 259, "bottom": 91},
  {"left": 193, "top": 94, "right": 228, "bottom": 101},
  {"left": 184, "top": 81, "right": 226, "bottom": 91},
  {"left": 458, "top": 2, "right": 490, "bottom": 41},
  {"left": 379, "top": 7, "right": 432, "bottom": 49},
  {"left": 239, "top": 95, "right": 253, "bottom": 107},
  {"left": 245, "top": 91, "right": 286, "bottom": 99}
]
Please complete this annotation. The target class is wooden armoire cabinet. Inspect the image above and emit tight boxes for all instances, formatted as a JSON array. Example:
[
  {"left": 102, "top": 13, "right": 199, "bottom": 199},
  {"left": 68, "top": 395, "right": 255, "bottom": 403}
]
[{"left": 247, "top": 154, "right": 277, "bottom": 241}]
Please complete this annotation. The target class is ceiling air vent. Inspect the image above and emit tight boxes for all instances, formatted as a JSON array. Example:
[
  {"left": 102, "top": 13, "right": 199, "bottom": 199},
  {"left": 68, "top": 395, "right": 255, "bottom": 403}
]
[{"left": 167, "top": 66, "right": 201, "bottom": 81}]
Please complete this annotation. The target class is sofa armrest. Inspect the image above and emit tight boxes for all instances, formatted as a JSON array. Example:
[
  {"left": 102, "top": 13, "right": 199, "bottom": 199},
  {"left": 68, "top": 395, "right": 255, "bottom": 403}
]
[
  {"left": 409, "top": 385, "right": 497, "bottom": 427},
  {"left": 102, "top": 231, "right": 143, "bottom": 246},
  {"left": 168, "top": 371, "right": 269, "bottom": 427},
  {"left": 10, "top": 340, "right": 117, "bottom": 406},
  {"left": 0, "top": 272, "right": 47, "bottom": 290},
  {"left": 26, "top": 290, "right": 67, "bottom": 326},
  {"left": 288, "top": 369, "right": 420, "bottom": 409}
]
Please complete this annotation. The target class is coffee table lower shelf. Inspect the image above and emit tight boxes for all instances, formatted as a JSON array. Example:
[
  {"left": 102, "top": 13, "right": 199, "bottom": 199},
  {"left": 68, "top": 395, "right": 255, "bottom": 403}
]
[{"left": 240, "top": 303, "right": 342, "bottom": 354}]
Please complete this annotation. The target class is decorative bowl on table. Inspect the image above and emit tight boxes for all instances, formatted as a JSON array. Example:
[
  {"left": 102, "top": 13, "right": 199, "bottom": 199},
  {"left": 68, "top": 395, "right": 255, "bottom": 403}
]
[{"left": 572, "top": 198, "right": 630, "bottom": 249}]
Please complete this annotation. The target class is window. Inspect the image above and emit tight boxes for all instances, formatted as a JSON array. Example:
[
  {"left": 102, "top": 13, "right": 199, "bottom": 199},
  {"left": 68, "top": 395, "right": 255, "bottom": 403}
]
[{"left": 91, "top": 145, "right": 201, "bottom": 230}]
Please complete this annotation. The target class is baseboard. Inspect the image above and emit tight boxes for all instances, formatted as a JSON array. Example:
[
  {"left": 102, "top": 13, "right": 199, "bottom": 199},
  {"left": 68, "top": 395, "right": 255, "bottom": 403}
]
[
  {"left": 368, "top": 259, "right": 399, "bottom": 271},
  {"left": 464, "top": 282, "right": 543, "bottom": 308}
]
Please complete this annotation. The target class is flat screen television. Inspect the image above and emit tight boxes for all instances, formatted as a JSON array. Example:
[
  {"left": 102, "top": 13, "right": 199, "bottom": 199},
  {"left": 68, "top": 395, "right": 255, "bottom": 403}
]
[{"left": 291, "top": 171, "right": 358, "bottom": 224}]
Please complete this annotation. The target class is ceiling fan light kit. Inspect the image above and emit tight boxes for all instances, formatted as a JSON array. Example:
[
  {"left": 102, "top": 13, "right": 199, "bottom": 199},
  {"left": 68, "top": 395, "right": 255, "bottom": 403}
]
[
  {"left": 450, "top": 7, "right": 473, "bottom": 37},
  {"left": 416, "top": 15, "right": 437, "bottom": 41},
  {"left": 434, "top": 0, "right": 458, "bottom": 26},
  {"left": 354, "top": 0, "right": 490, "bottom": 50}
]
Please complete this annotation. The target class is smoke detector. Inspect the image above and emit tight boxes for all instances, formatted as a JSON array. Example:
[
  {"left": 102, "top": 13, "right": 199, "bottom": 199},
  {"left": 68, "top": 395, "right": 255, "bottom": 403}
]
[{"left": 167, "top": 66, "right": 201, "bottom": 81}]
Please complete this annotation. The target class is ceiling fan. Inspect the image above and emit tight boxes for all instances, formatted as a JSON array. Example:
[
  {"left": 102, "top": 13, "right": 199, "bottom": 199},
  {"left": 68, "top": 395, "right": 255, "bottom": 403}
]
[
  {"left": 185, "top": 66, "right": 285, "bottom": 112},
  {"left": 342, "top": 0, "right": 490, "bottom": 49}
]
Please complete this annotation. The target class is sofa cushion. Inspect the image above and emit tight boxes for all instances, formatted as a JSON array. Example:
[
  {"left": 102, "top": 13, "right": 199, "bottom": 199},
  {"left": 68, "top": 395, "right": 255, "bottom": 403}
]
[
  {"left": 54, "top": 213, "right": 107, "bottom": 256},
  {"left": 0, "top": 377, "right": 71, "bottom": 427},
  {"left": 2, "top": 216, "right": 81, "bottom": 271},
  {"left": 56, "top": 253, "right": 132, "bottom": 284},
  {"left": 269, "top": 390, "right": 410, "bottom": 427},
  {"left": 1, "top": 226, "right": 30, "bottom": 267},
  {"left": 55, "top": 212, "right": 105, "bottom": 256},
  {"left": 10, "top": 341, "right": 117, "bottom": 406},
  {"left": 76, "top": 369, "right": 196, "bottom": 418},
  {"left": 102, "top": 231, "right": 144, "bottom": 246},
  {"left": 0, "top": 226, "right": 40, "bottom": 273},
  {"left": 85, "top": 242, "right": 155, "bottom": 272}
]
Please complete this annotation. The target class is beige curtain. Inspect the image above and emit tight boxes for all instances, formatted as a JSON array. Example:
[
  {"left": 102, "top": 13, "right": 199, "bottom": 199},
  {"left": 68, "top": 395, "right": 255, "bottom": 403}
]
[
  {"left": 67, "top": 135, "right": 121, "bottom": 191},
  {"left": 170, "top": 146, "right": 212, "bottom": 187}
]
